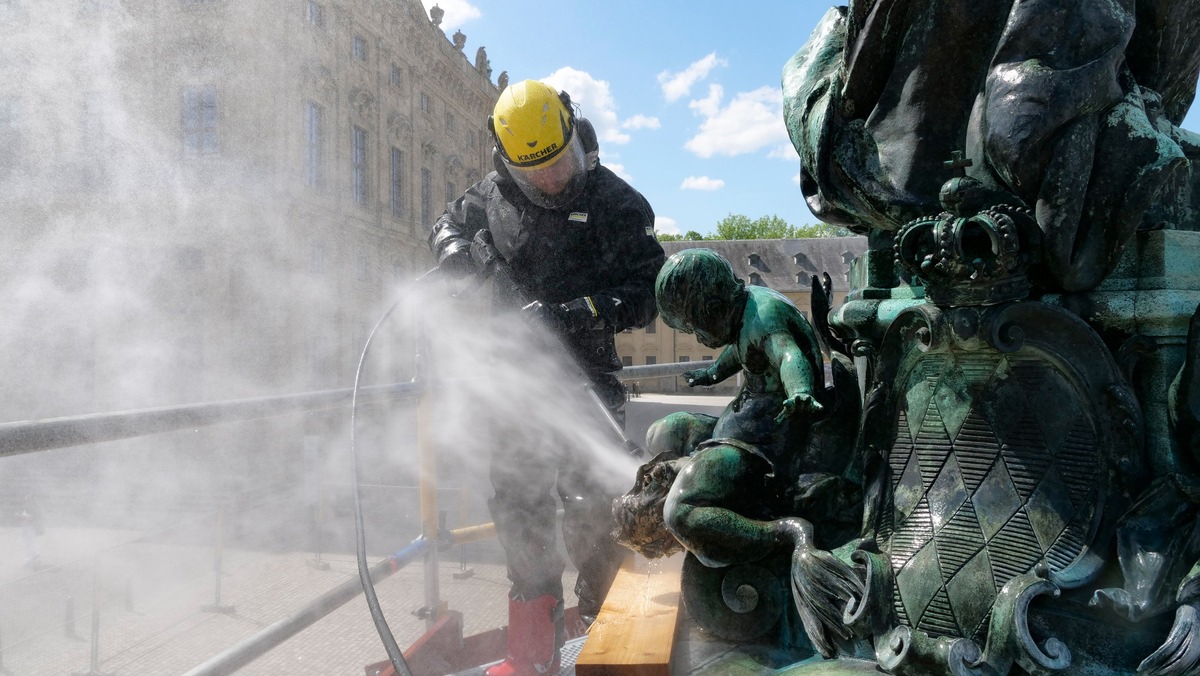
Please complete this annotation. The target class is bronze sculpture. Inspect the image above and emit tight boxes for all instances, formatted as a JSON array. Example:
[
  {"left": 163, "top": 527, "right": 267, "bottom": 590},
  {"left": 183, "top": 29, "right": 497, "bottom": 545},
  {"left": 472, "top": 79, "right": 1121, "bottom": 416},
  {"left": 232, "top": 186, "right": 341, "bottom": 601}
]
[{"left": 617, "top": 2, "right": 1200, "bottom": 673}]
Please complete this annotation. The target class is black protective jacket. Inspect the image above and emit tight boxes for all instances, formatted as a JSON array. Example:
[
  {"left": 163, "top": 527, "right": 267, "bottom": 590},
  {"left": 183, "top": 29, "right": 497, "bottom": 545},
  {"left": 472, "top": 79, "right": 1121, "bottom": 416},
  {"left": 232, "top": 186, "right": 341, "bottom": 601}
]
[{"left": 429, "top": 164, "right": 665, "bottom": 376}]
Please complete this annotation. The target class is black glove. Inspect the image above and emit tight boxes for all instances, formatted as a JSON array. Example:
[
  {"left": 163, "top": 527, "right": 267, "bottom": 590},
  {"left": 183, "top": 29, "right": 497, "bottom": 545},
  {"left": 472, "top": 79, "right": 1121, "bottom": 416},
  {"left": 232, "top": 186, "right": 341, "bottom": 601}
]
[
  {"left": 437, "top": 240, "right": 477, "bottom": 279},
  {"left": 521, "top": 296, "right": 608, "bottom": 333},
  {"left": 469, "top": 229, "right": 500, "bottom": 271}
]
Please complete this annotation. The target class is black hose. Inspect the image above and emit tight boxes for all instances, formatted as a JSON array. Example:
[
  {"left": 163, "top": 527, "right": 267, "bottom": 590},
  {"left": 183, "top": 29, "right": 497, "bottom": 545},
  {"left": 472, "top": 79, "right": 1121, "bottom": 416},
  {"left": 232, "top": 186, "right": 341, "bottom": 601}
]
[{"left": 350, "top": 298, "right": 413, "bottom": 676}]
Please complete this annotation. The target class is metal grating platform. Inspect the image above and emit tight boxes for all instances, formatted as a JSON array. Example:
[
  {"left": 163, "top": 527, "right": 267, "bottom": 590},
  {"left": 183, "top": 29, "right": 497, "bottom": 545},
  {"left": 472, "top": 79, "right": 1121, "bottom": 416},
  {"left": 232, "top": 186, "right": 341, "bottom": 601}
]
[{"left": 453, "top": 635, "right": 588, "bottom": 676}]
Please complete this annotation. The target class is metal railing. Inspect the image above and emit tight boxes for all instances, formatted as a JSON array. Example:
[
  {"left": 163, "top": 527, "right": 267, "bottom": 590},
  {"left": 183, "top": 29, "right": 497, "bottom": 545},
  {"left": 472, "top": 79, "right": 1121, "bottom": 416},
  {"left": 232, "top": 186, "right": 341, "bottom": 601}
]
[
  {"left": 0, "top": 361, "right": 706, "bottom": 674},
  {"left": 0, "top": 382, "right": 419, "bottom": 459}
]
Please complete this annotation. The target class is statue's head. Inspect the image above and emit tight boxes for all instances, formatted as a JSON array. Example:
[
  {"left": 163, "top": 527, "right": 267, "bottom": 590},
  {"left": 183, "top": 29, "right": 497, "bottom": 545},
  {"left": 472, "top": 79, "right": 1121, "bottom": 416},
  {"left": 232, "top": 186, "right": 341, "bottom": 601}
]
[
  {"left": 611, "top": 453, "right": 688, "bottom": 559},
  {"left": 655, "top": 248, "right": 745, "bottom": 348}
]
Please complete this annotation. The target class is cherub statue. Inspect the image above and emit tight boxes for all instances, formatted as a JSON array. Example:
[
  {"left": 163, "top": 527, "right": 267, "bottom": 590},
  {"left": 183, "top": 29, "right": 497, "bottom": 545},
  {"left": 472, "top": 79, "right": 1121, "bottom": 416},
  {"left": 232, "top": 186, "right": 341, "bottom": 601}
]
[{"left": 614, "top": 248, "right": 861, "bottom": 656}]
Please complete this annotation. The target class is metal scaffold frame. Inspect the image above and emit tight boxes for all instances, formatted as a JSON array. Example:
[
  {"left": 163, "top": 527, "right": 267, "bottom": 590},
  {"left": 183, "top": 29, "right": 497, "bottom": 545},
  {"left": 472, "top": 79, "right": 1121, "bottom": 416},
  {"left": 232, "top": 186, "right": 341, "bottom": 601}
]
[{"left": 0, "top": 361, "right": 704, "bottom": 675}]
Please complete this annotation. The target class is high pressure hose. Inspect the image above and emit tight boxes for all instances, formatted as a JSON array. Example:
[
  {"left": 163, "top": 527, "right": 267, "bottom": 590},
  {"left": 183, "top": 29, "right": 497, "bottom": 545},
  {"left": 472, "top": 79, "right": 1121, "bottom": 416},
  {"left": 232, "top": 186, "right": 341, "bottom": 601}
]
[
  {"left": 350, "top": 296, "right": 412, "bottom": 676},
  {"left": 347, "top": 252, "right": 640, "bottom": 674},
  {"left": 348, "top": 264, "right": 479, "bottom": 675}
]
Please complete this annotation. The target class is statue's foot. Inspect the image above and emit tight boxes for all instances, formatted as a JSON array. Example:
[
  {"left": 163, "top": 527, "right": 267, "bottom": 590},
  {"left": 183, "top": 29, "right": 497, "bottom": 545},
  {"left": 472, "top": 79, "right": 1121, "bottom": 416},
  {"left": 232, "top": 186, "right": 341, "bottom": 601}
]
[
  {"left": 1092, "top": 587, "right": 1159, "bottom": 622},
  {"left": 790, "top": 540, "right": 863, "bottom": 658},
  {"left": 1139, "top": 602, "right": 1200, "bottom": 675}
]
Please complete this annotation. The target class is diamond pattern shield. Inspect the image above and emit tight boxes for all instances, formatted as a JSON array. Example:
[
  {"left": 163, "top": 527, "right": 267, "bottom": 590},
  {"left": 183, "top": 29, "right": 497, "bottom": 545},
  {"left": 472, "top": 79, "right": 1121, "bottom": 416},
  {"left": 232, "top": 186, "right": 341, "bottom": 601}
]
[{"left": 886, "top": 351, "right": 1099, "bottom": 640}]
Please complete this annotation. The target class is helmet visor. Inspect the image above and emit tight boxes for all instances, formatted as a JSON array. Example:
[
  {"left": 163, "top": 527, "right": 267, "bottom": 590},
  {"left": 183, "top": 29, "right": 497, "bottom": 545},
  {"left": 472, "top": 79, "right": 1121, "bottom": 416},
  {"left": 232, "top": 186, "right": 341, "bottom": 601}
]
[{"left": 505, "top": 131, "right": 587, "bottom": 209}]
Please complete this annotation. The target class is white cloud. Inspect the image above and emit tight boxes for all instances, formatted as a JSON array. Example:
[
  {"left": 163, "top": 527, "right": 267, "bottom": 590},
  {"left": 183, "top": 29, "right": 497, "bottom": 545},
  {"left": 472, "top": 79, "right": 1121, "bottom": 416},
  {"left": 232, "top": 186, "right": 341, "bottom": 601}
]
[
  {"left": 680, "top": 176, "right": 725, "bottom": 191},
  {"left": 600, "top": 150, "right": 633, "bottom": 182},
  {"left": 655, "top": 216, "right": 680, "bottom": 236},
  {"left": 622, "top": 114, "right": 661, "bottom": 130},
  {"left": 419, "top": 0, "right": 482, "bottom": 31},
  {"left": 792, "top": 172, "right": 803, "bottom": 186},
  {"left": 768, "top": 143, "right": 799, "bottom": 161},
  {"left": 658, "top": 53, "right": 727, "bottom": 102},
  {"left": 542, "top": 67, "right": 630, "bottom": 145},
  {"left": 684, "top": 85, "right": 789, "bottom": 158},
  {"left": 688, "top": 84, "right": 724, "bottom": 118}
]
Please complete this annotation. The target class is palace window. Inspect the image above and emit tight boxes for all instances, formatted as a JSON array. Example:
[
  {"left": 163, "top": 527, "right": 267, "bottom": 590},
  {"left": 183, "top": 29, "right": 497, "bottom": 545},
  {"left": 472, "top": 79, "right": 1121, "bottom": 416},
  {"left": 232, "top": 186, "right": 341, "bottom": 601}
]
[
  {"left": 390, "top": 147, "right": 405, "bottom": 218},
  {"left": 420, "top": 168, "right": 432, "bottom": 225},
  {"left": 182, "top": 86, "right": 217, "bottom": 154},
  {"left": 306, "top": 101, "right": 325, "bottom": 189},
  {"left": 352, "top": 125, "right": 369, "bottom": 205},
  {"left": 306, "top": 1, "right": 324, "bottom": 28}
]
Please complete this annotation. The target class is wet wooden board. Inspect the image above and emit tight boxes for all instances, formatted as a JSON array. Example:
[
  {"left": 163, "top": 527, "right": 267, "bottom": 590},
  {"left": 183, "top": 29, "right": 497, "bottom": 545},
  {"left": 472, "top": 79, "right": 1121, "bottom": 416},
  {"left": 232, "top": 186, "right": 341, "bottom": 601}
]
[{"left": 575, "top": 552, "right": 685, "bottom": 676}]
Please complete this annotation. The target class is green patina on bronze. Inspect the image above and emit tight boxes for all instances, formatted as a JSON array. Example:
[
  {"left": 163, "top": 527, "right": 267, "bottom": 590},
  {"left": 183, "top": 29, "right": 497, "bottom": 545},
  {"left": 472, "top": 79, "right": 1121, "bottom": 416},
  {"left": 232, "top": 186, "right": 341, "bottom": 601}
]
[
  {"left": 615, "top": 2, "right": 1200, "bottom": 674},
  {"left": 616, "top": 248, "right": 864, "bottom": 657}
]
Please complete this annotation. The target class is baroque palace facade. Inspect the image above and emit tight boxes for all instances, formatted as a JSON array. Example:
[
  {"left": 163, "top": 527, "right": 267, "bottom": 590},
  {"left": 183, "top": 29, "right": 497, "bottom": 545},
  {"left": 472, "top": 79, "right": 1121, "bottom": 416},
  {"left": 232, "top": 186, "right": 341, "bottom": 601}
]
[
  {"left": 0, "top": 0, "right": 499, "bottom": 508},
  {"left": 0, "top": 0, "right": 499, "bottom": 418}
]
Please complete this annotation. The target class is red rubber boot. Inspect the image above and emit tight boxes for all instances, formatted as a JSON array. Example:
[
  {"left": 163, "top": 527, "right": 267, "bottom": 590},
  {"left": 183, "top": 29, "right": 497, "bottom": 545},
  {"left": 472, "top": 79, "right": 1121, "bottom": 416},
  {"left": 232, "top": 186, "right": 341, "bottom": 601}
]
[{"left": 485, "top": 594, "right": 560, "bottom": 676}]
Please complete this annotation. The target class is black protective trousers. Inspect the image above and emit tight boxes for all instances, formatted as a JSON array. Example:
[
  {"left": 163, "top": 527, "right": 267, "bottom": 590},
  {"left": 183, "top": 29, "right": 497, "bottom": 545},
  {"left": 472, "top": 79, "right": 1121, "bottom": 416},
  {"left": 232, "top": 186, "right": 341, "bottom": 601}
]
[{"left": 486, "top": 373, "right": 627, "bottom": 620}]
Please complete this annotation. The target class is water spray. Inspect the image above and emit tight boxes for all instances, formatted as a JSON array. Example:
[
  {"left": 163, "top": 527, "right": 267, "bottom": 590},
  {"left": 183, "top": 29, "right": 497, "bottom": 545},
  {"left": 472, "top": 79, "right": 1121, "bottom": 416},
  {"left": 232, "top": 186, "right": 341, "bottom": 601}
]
[
  {"left": 468, "top": 229, "right": 643, "bottom": 457},
  {"left": 348, "top": 234, "right": 645, "bottom": 672},
  {"left": 347, "top": 263, "right": 495, "bottom": 675}
]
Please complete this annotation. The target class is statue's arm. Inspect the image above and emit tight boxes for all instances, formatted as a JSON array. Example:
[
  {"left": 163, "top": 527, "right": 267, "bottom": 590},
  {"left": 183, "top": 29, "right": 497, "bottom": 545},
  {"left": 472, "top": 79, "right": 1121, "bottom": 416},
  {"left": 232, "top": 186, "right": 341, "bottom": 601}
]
[
  {"left": 765, "top": 331, "right": 823, "bottom": 422},
  {"left": 427, "top": 178, "right": 490, "bottom": 264},
  {"left": 684, "top": 346, "right": 740, "bottom": 387}
]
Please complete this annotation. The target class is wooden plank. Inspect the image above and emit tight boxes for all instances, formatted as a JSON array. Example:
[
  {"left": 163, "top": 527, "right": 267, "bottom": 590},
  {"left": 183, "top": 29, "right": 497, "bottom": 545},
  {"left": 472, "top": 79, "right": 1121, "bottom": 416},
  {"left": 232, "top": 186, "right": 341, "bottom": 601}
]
[{"left": 575, "top": 552, "right": 685, "bottom": 676}]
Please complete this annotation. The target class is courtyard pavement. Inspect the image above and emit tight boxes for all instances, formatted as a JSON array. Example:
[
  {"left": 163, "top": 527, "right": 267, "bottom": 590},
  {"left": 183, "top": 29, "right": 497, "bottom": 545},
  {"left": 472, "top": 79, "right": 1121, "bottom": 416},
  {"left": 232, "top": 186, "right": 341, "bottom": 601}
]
[
  {"left": 0, "top": 394, "right": 738, "bottom": 675},
  {"left": 0, "top": 524, "right": 567, "bottom": 675}
]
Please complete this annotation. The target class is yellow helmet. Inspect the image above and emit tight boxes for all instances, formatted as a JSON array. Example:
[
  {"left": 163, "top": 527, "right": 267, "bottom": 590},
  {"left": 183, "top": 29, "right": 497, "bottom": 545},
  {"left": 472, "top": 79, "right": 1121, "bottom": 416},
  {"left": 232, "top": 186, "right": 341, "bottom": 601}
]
[{"left": 490, "top": 80, "right": 587, "bottom": 209}]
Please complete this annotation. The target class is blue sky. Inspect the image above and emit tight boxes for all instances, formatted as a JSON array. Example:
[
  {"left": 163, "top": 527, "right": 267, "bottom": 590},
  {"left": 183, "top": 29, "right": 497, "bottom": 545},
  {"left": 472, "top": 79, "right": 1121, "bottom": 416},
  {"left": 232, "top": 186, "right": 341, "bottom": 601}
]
[{"left": 421, "top": 1, "right": 1200, "bottom": 238}]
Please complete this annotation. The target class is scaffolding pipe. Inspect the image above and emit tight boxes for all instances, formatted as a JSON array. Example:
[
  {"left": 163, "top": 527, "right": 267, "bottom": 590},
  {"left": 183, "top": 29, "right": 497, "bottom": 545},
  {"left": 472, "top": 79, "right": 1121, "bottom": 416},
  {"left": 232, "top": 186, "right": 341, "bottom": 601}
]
[
  {"left": 616, "top": 360, "right": 712, "bottom": 381},
  {"left": 0, "top": 362, "right": 701, "bottom": 461},
  {"left": 181, "top": 539, "right": 429, "bottom": 676},
  {"left": 417, "top": 337, "right": 442, "bottom": 630},
  {"left": 445, "top": 522, "right": 497, "bottom": 546},
  {"left": 0, "top": 382, "right": 421, "bottom": 459},
  {"left": 1, "top": 359, "right": 706, "bottom": 673}
]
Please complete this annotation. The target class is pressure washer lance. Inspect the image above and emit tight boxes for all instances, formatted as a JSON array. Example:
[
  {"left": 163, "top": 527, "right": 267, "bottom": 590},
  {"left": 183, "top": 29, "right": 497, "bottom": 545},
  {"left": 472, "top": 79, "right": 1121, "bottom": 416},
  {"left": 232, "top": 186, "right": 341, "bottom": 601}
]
[{"left": 466, "top": 229, "right": 645, "bottom": 459}]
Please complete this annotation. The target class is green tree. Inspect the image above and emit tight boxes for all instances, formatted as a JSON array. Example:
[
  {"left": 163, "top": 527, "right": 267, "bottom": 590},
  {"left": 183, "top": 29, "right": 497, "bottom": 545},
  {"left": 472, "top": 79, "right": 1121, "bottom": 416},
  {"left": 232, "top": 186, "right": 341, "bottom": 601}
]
[
  {"left": 711, "top": 214, "right": 853, "bottom": 239},
  {"left": 793, "top": 222, "right": 855, "bottom": 238},
  {"left": 656, "top": 229, "right": 707, "bottom": 242}
]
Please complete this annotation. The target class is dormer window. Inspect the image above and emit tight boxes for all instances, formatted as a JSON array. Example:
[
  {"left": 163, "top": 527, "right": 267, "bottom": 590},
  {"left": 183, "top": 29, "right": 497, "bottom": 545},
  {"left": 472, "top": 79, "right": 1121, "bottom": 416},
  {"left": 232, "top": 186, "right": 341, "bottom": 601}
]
[
  {"left": 747, "top": 253, "right": 761, "bottom": 268},
  {"left": 748, "top": 272, "right": 764, "bottom": 286},
  {"left": 793, "top": 252, "right": 815, "bottom": 270}
]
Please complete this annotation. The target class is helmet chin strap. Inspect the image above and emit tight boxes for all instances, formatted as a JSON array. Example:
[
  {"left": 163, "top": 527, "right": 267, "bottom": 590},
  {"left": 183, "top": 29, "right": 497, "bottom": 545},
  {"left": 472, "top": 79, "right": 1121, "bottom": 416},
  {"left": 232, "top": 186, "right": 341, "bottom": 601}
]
[{"left": 492, "top": 147, "right": 512, "bottom": 181}]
